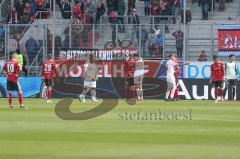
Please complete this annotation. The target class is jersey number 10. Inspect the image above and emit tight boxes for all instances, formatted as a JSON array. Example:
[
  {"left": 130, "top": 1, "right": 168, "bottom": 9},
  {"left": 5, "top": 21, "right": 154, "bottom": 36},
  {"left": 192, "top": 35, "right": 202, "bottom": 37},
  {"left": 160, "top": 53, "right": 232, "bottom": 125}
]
[{"left": 7, "top": 64, "right": 14, "bottom": 73}]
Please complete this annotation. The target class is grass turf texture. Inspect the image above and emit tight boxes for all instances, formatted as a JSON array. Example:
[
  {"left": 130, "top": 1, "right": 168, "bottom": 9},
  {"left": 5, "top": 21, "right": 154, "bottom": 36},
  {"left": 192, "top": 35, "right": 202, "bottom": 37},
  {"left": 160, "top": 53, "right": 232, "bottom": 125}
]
[{"left": 0, "top": 99, "right": 240, "bottom": 159}]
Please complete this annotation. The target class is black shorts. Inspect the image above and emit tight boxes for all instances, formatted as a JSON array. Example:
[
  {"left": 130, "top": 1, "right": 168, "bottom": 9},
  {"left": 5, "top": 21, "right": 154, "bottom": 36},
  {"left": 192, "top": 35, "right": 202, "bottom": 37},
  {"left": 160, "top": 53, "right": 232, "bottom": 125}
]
[
  {"left": 225, "top": 79, "right": 237, "bottom": 87},
  {"left": 126, "top": 77, "right": 134, "bottom": 86},
  {"left": 213, "top": 80, "right": 224, "bottom": 88},
  {"left": 45, "top": 79, "right": 53, "bottom": 87},
  {"left": 7, "top": 81, "right": 20, "bottom": 91}
]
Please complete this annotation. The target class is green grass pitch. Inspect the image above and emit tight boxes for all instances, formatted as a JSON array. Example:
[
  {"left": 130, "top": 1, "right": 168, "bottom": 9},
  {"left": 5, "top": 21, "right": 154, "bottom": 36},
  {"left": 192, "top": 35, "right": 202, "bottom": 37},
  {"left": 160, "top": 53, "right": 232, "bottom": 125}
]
[{"left": 0, "top": 99, "right": 240, "bottom": 159}]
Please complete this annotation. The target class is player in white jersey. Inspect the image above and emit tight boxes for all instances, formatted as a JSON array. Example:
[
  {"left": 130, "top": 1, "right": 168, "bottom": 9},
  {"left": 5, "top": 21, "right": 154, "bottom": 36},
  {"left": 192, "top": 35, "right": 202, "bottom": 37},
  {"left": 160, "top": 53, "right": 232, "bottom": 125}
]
[
  {"left": 224, "top": 54, "right": 239, "bottom": 100},
  {"left": 79, "top": 54, "right": 98, "bottom": 102},
  {"left": 133, "top": 54, "right": 145, "bottom": 102},
  {"left": 165, "top": 55, "right": 178, "bottom": 101}
]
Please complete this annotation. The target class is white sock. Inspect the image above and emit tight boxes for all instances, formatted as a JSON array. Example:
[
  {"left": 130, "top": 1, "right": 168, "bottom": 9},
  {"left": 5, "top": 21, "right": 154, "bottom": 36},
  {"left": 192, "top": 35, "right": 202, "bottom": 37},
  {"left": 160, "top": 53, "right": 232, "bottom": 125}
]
[{"left": 136, "top": 88, "right": 140, "bottom": 99}]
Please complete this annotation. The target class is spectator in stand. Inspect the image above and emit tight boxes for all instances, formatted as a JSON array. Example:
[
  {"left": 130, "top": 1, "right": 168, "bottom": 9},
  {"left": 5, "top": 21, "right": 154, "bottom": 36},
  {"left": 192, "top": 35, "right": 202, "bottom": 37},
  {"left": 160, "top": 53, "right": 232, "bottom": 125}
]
[
  {"left": 136, "top": 25, "right": 148, "bottom": 57},
  {"left": 148, "top": 29, "right": 157, "bottom": 57},
  {"left": 109, "top": 11, "right": 119, "bottom": 43},
  {"left": 169, "top": 0, "right": 179, "bottom": 24},
  {"left": 130, "top": 8, "right": 140, "bottom": 43},
  {"left": 199, "top": 0, "right": 210, "bottom": 20},
  {"left": 72, "top": 18, "right": 83, "bottom": 48},
  {"left": 84, "top": 0, "right": 94, "bottom": 24},
  {"left": 172, "top": 30, "right": 184, "bottom": 58},
  {"left": 9, "top": 7, "right": 18, "bottom": 24},
  {"left": 61, "top": 27, "right": 70, "bottom": 49},
  {"left": 198, "top": 50, "right": 208, "bottom": 61},
  {"left": 73, "top": 0, "right": 84, "bottom": 20},
  {"left": 160, "top": 0, "right": 170, "bottom": 33},
  {"left": 47, "top": 29, "right": 53, "bottom": 54},
  {"left": 106, "top": 0, "right": 118, "bottom": 15},
  {"left": 118, "top": 0, "right": 126, "bottom": 33},
  {"left": 62, "top": 0, "right": 71, "bottom": 19},
  {"left": 143, "top": 0, "right": 150, "bottom": 15},
  {"left": 14, "top": 0, "right": 22, "bottom": 19},
  {"left": 154, "top": 25, "right": 161, "bottom": 35},
  {"left": 127, "top": 0, "right": 136, "bottom": 21},
  {"left": 95, "top": 1, "right": 105, "bottom": 25},
  {"left": 22, "top": 2, "right": 32, "bottom": 23},
  {"left": 156, "top": 33, "right": 164, "bottom": 58}
]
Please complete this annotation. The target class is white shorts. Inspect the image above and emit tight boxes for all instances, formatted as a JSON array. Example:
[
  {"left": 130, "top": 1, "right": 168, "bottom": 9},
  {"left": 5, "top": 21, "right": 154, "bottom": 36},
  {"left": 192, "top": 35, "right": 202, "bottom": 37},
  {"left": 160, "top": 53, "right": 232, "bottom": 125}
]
[
  {"left": 166, "top": 76, "right": 176, "bottom": 88},
  {"left": 134, "top": 76, "right": 143, "bottom": 85},
  {"left": 84, "top": 81, "right": 96, "bottom": 88}
]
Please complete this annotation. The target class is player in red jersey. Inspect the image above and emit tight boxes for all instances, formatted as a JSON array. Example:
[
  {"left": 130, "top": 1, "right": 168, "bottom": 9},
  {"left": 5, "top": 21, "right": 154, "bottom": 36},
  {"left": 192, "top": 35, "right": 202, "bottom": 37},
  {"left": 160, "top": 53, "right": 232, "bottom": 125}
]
[
  {"left": 42, "top": 54, "right": 56, "bottom": 103},
  {"left": 2, "top": 53, "right": 28, "bottom": 110},
  {"left": 210, "top": 55, "right": 225, "bottom": 103},
  {"left": 123, "top": 54, "right": 136, "bottom": 100},
  {"left": 173, "top": 66, "right": 181, "bottom": 100}
]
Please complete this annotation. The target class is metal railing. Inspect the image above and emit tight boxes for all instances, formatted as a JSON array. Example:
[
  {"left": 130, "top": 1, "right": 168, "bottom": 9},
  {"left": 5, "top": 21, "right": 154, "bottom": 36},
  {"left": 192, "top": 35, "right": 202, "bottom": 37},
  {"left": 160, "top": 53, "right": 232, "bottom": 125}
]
[{"left": 27, "top": 47, "right": 43, "bottom": 76}]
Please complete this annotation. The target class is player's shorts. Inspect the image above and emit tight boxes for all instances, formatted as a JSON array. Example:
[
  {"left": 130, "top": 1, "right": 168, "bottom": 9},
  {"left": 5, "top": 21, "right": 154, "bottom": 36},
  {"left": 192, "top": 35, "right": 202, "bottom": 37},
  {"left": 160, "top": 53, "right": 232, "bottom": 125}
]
[
  {"left": 84, "top": 81, "right": 96, "bottom": 88},
  {"left": 44, "top": 79, "right": 53, "bottom": 87},
  {"left": 166, "top": 76, "right": 176, "bottom": 88},
  {"left": 134, "top": 76, "right": 143, "bottom": 85},
  {"left": 126, "top": 77, "right": 134, "bottom": 86},
  {"left": 213, "top": 80, "right": 224, "bottom": 88},
  {"left": 7, "top": 81, "right": 21, "bottom": 91},
  {"left": 225, "top": 79, "right": 237, "bottom": 87}
]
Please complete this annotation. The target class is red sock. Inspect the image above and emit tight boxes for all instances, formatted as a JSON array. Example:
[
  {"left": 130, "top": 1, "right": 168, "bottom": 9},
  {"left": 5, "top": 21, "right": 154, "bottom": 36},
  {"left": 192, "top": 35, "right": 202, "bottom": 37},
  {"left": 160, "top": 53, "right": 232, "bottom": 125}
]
[
  {"left": 174, "top": 88, "right": 179, "bottom": 98},
  {"left": 8, "top": 93, "right": 12, "bottom": 106},
  {"left": 220, "top": 88, "right": 224, "bottom": 98},
  {"left": 214, "top": 88, "right": 218, "bottom": 100},
  {"left": 46, "top": 90, "right": 49, "bottom": 99},
  {"left": 18, "top": 92, "right": 23, "bottom": 106},
  {"left": 130, "top": 89, "right": 135, "bottom": 99},
  {"left": 48, "top": 90, "right": 52, "bottom": 100},
  {"left": 123, "top": 87, "right": 127, "bottom": 98}
]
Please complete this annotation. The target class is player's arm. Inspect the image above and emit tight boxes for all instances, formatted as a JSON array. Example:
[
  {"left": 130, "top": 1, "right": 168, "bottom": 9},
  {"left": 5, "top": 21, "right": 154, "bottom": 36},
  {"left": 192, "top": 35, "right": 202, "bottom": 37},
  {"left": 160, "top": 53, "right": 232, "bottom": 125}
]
[
  {"left": 41, "top": 63, "right": 46, "bottom": 79},
  {"left": 210, "top": 65, "right": 213, "bottom": 83}
]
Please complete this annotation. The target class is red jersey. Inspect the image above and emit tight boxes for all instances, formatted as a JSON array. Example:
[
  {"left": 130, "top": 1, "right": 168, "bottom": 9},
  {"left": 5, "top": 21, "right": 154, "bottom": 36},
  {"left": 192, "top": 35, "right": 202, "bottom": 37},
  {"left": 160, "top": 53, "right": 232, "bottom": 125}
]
[
  {"left": 3, "top": 59, "right": 20, "bottom": 83},
  {"left": 124, "top": 58, "right": 135, "bottom": 78},
  {"left": 42, "top": 59, "right": 56, "bottom": 79},
  {"left": 174, "top": 66, "right": 181, "bottom": 82},
  {"left": 211, "top": 61, "right": 224, "bottom": 81}
]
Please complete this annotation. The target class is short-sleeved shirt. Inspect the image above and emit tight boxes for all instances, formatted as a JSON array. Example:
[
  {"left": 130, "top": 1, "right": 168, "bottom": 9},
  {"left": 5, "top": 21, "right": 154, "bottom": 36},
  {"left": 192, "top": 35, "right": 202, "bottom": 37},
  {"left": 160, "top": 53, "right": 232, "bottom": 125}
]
[
  {"left": 124, "top": 58, "right": 136, "bottom": 78},
  {"left": 3, "top": 59, "right": 20, "bottom": 83},
  {"left": 225, "top": 61, "right": 238, "bottom": 80},
  {"left": 166, "top": 60, "right": 177, "bottom": 77},
  {"left": 211, "top": 61, "right": 224, "bottom": 81},
  {"left": 42, "top": 59, "right": 56, "bottom": 80}
]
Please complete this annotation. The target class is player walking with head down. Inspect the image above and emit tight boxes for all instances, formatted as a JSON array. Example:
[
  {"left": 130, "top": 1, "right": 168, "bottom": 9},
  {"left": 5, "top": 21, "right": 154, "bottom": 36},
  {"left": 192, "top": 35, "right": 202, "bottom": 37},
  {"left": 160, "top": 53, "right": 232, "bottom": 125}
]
[
  {"left": 123, "top": 54, "right": 136, "bottom": 101},
  {"left": 210, "top": 55, "right": 225, "bottom": 103},
  {"left": 165, "top": 55, "right": 178, "bottom": 101},
  {"left": 224, "top": 54, "right": 239, "bottom": 101},
  {"left": 133, "top": 54, "right": 144, "bottom": 102},
  {"left": 42, "top": 54, "right": 57, "bottom": 103},
  {"left": 79, "top": 54, "right": 98, "bottom": 102},
  {"left": 2, "top": 53, "right": 28, "bottom": 110}
]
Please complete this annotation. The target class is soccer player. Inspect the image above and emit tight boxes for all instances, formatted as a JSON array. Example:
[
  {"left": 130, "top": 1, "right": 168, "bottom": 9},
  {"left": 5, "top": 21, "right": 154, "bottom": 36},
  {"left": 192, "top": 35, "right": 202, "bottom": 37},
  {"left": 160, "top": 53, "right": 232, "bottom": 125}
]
[
  {"left": 133, "top": 54, "right": 144, "bottom": 102},
  {"left": 173, "top": 65, "right": 181, "bottom": 100},
  {"left": 79, "top": 54, "right": 98, "bottom": 102},
  {"left": 2, "top": 53, "right": 27, "bottom": 110},
  {"left": 42, "top": 54, "right": 56, "bottom": 103},
  {"left": 210, "top": 55, "right": 225, "bottom": 103},
  {"left": 165, "top": 55, "right": 178, "bottom": 101},
  {"left": 224, "top": 54, "right": 239, "bottom": 101},
  {"left": 123, "top": 54, "right": 136, "bottom": 100}
]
